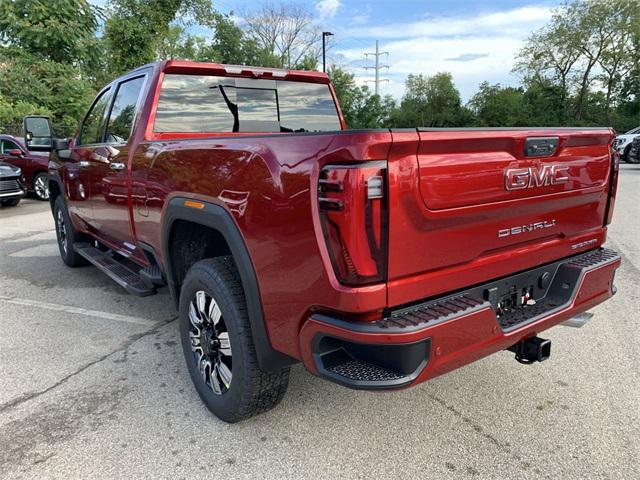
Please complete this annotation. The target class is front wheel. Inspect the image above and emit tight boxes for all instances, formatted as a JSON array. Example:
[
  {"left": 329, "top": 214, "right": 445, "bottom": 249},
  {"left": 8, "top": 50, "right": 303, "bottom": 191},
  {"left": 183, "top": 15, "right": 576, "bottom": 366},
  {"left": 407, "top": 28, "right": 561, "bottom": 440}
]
[
  {"left": 0, "top": 198, "right": 21, "bottom": 207},
  {"left": 53, "top": 196, "right": 88, "bottom": 267},
  {"left": 179, "top": 257, "right": 290, "bottom": 423},
  {"left": 33, "top": 172, "right": 50, "bottom": 200}
]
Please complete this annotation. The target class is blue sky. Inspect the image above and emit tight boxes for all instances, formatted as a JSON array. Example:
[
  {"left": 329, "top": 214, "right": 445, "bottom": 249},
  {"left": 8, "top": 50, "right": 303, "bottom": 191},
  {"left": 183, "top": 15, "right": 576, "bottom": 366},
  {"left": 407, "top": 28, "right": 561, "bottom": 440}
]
[
  {"left": 93, "top": 0, "right": 563, "bottom": 101},
  {"left": 210, "top": 0, "right": 562, "bottom": 101}
]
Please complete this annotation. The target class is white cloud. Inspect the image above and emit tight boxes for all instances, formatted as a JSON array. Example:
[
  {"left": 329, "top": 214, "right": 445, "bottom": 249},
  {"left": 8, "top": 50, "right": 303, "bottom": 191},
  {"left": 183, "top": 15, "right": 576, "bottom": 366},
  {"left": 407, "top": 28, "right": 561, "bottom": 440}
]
[
  {"left": 337, "top": 4, "right": 554, "bottom": 101},
  {"left": 315, "top": 0, "right": 342, "bottom": 20}
]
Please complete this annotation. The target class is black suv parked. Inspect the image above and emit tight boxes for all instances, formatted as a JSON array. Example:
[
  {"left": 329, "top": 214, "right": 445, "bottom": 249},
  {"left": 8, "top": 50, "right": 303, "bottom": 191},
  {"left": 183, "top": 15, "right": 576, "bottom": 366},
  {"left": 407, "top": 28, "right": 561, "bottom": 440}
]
[{"left": 0, "top": 161, "right": 26, "bottom": 207}]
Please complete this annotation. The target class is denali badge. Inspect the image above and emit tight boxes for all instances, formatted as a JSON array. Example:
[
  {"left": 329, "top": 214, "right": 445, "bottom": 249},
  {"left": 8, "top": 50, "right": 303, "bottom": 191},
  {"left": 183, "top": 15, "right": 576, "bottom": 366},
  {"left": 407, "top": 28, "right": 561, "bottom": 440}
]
[
  {"left": 498, "top": 219, "right": 557, "bottom": 238},
  {"left": 504, "top": 165, "right": 569, "bottom": 191}
]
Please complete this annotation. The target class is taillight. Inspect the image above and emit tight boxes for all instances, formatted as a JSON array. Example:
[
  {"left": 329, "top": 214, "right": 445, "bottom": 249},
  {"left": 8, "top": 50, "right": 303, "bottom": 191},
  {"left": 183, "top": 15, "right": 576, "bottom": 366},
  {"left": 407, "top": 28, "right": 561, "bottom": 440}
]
[
  {"left": 318, "top": 161, "right": 388, "bottom": 285},
  {"left": 604, "top": 148, "right": 619, "bottom": 225}
]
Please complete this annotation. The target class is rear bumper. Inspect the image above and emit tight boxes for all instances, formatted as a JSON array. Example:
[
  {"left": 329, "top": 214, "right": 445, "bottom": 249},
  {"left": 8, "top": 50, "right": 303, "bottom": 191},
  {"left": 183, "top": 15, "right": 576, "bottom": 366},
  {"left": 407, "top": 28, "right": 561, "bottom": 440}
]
[{"left": 299, "top": 248, "right": 621, "bottom": 390}]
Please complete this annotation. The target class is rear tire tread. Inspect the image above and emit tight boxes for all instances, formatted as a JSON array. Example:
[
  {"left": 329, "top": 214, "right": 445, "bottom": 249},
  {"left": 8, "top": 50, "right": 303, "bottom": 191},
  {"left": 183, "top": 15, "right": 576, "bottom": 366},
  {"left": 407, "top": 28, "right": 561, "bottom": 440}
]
[{"left": 181, "top": 257, "right": 289, "bottom": 422}]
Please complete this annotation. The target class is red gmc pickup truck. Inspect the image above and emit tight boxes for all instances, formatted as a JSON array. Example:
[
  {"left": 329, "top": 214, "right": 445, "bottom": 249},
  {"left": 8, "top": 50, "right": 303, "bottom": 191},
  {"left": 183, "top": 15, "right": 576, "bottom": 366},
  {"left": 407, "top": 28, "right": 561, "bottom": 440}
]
[{"left": 25, "top": 60, "right": 621, "bottom": 423}]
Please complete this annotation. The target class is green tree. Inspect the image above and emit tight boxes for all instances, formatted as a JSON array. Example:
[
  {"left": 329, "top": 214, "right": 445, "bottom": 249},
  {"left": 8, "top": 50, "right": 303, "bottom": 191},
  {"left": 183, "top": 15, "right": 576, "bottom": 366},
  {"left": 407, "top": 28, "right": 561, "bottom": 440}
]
[
  {"left": 469, "top": 82, "right": 527, "bottom": 126},
  {"left": 391, "top": 72, "right": 471, "bottom": 127},
  {"left": 328, "top": 66, "right": 394, "bottom": 128},
  {"left": 0, "top": 0, "right": 100, "bottom": 129},
  {"left": 104, "top": 0, "right": 215, "bottom": 74},
  {"left": 0, "top": 0, "right": 100, "bottom": 64},
  {"left": 198, "top": 13, "right": 280, "bottom": 66},
  {"left": 243, "top": 4, "right": 320, "bottom": 69},
  {"left": 515, "top": 26, "right": 580, "bottom": 123},
  {"left": 515, "top": 0, "right": 638, "bottom": 127},
  {"left": 596, "top": 0, "right": 638, "bottom": 122},
  {"left": 157, "top": 25, "right": 203, "bottom": 60}
]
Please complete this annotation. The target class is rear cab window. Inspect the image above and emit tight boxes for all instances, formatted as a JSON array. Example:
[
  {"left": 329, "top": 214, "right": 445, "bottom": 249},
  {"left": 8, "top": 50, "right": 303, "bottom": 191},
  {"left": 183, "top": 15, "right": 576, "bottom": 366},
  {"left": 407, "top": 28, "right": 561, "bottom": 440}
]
[{"left": 153, "top": 74, "right": 342, "bottom": 134}]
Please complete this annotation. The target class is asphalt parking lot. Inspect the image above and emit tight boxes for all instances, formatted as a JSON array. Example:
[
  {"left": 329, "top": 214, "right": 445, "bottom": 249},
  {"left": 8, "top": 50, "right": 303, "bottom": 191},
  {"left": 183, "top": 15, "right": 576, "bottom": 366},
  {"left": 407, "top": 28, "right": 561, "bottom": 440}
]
[{"left": 1, "top": 164, "right": 639, "bottom": 480}]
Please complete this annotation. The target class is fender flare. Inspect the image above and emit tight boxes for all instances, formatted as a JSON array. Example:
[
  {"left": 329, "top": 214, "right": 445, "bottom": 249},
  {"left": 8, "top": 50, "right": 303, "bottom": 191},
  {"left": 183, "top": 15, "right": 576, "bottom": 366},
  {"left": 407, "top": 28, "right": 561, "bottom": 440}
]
[
  {"left": 162, "top": 197, "right": 296, "bottom": 371},
  {"left": 47, "top": 171, "right": 65, "bottom": 208}
]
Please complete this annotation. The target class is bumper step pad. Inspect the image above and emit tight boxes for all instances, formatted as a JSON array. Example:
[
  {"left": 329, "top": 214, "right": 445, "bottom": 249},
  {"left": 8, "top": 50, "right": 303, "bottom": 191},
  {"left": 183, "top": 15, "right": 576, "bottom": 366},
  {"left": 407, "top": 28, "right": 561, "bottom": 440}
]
[
  {"left": 326, "top": 358, "right": 406, "bottom": 382},
  {"left": 379, "top": 294, "right": 486, "bottom": 330},
  {"left": 73, "top": 243, "right": 156, "bottom": 297}
]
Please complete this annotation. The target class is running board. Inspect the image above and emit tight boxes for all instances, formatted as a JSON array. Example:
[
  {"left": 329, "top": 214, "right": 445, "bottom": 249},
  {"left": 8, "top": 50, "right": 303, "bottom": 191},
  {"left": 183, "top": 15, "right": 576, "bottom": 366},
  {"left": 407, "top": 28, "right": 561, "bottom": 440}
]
[{"left": 73, "top": 242, "right": 156, "bottom": 297}]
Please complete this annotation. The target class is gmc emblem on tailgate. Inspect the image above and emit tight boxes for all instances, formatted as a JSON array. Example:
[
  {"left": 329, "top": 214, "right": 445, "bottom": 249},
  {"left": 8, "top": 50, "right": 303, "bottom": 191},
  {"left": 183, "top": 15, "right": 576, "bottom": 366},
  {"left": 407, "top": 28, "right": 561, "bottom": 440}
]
[{"left": 504, "top": 165, "right": 569, "bottom": 191}]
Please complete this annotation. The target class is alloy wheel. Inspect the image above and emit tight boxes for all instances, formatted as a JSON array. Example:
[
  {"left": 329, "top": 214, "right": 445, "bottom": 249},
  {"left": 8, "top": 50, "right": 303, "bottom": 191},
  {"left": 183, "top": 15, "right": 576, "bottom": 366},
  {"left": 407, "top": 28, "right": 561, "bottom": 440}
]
[
  {"left": 188, "top": 290, "right": 233, "bottom": 395},
  {"left": 34, "top": 175, "right": 49, "bottom": 200},
  {"left": 56, "top": 209, "right": 67, "bottom": 254}
]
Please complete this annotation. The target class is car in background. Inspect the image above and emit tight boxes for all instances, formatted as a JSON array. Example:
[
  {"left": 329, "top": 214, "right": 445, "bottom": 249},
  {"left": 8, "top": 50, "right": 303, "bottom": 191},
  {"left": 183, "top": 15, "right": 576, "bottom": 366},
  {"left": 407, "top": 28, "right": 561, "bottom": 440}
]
[
  {"left": 0, "top": 134, "right": 50, "bottom": 200},
  {"left": 0, "top": 161, "right": 26, "bottom": 207},
  {"left": 628, "top": 136, "right": 640, "bottom": 164},
  {"left": 613, "top": 126, "right": 640, "bottom": 162}
]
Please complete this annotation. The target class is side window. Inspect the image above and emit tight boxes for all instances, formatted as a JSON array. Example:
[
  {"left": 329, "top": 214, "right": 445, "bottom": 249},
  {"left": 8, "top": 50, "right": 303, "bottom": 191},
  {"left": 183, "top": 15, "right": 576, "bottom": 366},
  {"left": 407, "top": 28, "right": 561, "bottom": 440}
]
[
  {"left": 1, "top": 139, "right": 21, "bottom": 154},
  {"left": 105, "top": 76, "right": 145, "bottom": 144},
  {"left": 79, "top": 88, "right": 112, "bottom": 145}
]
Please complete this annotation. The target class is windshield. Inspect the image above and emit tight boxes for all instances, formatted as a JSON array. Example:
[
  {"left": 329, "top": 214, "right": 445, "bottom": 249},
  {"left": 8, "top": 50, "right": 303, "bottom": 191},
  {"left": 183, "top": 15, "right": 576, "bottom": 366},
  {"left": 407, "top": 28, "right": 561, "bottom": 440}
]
[
  {"left": 625, "top": 127, "right": 640, "bottom": 135},
  {"left": 154, "top": 74, "right": 342, "bottom": 133}
]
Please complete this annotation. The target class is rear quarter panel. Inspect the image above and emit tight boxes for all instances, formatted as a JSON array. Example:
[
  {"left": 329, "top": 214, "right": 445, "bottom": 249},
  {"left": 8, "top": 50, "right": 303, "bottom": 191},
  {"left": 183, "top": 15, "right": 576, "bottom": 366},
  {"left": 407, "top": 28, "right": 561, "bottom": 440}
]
[{"left": 132, "top": 131, "right": 392, "bottom": 359}]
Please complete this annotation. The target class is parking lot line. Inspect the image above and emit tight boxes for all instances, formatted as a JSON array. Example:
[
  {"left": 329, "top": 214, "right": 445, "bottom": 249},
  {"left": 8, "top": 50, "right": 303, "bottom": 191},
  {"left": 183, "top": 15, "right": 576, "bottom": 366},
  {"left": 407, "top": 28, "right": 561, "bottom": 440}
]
[{"left": 0, "top": 296, "right": 158, "bottom": 327}]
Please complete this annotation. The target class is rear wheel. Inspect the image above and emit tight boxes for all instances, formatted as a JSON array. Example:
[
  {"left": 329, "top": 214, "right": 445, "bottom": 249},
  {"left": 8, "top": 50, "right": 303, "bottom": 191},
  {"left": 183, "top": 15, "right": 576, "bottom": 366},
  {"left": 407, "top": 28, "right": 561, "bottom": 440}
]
[
  {"left": 179, "top": 257, "right": 290, "bottom": 423},
  {"left": 53, "top": 196, "right": 88, "bottom": 267},
  {"left": 0, "top": 198, "right": 21, "bottom": 207},
  {"left": 33, "top": 172, "right": 50, "bottom": 200}
]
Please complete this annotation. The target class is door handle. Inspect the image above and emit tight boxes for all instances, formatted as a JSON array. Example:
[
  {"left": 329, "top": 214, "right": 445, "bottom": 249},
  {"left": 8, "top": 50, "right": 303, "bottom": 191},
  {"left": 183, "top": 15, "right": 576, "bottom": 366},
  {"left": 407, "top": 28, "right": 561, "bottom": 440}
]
[
  {"left": 110, "top": 162, "right": 125, "bottom": 171},
  {"left": 79, "top": 161, "right": 90, "bottom": 168}
]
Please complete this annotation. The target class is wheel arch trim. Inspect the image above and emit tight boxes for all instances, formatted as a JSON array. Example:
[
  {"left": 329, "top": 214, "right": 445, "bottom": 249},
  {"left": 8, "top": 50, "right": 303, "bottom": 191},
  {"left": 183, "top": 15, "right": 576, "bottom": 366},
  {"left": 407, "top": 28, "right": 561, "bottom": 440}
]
[{"left": 162, "top": 197, "right": 296, "bottom": 371}]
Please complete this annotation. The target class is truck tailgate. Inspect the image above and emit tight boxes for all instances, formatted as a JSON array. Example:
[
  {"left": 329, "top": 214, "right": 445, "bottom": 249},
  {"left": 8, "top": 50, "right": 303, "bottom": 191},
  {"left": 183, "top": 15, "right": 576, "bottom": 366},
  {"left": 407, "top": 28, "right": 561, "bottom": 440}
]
[{"left": 386, "top": 128, "right": 615, "bottom": 307}]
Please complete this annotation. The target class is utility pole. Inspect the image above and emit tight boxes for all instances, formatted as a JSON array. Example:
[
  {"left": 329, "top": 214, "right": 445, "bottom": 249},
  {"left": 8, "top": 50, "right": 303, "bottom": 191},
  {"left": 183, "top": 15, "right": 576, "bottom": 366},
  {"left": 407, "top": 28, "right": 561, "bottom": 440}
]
[
  {"left": 364, "top": 40, "right": 389, "bottom": 95},
  {"left": 322, "top": 32, "right": 333, "bottom": 73}
]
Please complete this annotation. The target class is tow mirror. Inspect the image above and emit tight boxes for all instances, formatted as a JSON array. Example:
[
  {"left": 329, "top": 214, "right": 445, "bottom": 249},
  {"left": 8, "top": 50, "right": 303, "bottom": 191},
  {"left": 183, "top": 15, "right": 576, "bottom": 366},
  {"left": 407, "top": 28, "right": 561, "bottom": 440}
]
[
  {"left": 23, "top": 116, "right": 53, "bottom": 152},
  {"left": 53, "top": 138, "right": 70, "bottom": 151}
]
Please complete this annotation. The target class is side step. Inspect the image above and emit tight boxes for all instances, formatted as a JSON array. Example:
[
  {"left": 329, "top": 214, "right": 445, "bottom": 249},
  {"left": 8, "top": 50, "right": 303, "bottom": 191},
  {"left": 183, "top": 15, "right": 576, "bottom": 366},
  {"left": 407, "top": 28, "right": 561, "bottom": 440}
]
[{"left": 73, "top": 242, "right": 156, "bottom": 297}]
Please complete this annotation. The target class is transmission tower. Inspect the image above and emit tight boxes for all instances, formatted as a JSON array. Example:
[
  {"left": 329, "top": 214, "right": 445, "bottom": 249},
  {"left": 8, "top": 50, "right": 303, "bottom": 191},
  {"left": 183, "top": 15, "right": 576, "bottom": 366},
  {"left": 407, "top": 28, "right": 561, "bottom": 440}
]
[{"left": 363, "top": 40, "right": 389, "bottom": 95}]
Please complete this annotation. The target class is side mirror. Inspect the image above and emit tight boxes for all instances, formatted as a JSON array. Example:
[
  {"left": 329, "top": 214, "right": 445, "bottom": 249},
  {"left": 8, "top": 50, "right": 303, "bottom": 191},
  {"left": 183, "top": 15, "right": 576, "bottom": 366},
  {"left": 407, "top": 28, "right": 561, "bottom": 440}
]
[
  {"left": 53, "top": 138, "right": 70, "bottom": 150},
  {"left": 23, "top": 116, "right": 53, "bottom": 152},
  {"left": 7, "top": 149, "right": 24, "bottom": 157}
]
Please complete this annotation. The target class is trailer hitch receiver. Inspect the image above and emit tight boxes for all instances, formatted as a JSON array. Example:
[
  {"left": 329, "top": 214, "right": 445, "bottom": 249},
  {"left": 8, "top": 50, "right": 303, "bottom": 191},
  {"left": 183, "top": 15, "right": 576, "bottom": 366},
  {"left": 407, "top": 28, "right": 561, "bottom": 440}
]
[{"left": 508, "top": 336, "right": 551, "bottom": 364}]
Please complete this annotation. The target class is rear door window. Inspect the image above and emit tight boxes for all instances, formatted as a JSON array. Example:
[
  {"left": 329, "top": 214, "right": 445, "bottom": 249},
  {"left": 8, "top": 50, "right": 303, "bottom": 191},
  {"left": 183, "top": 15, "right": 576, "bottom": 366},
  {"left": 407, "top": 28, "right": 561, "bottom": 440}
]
[
  {"left": 154, "top": 74, "right": 341, "bottom": 133},
  {"left": 105, "top": 76, "right": 146, "bottom": 144}
]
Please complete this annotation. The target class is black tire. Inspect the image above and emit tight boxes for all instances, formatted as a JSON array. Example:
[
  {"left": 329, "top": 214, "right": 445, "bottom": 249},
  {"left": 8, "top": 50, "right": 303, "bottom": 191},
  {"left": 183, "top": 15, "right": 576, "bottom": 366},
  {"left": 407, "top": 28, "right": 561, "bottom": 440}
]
[
  {"left": 627, "top": 148, "right": 640, "bottom": 164},
  {"left": 179, "top": 257, "right": 290, "bottom": 423},
  {"left": 622, "top": 145, "right": 632, "bottom": 163},
  {"left": 33, "top": 172, "right": 50, "bottom": 201},
  {"left": 0, "top": 198, "right": 21, "bottom": 207},
  {"left": 53, "top": 196, "right": 88, "bottom": 267}
]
